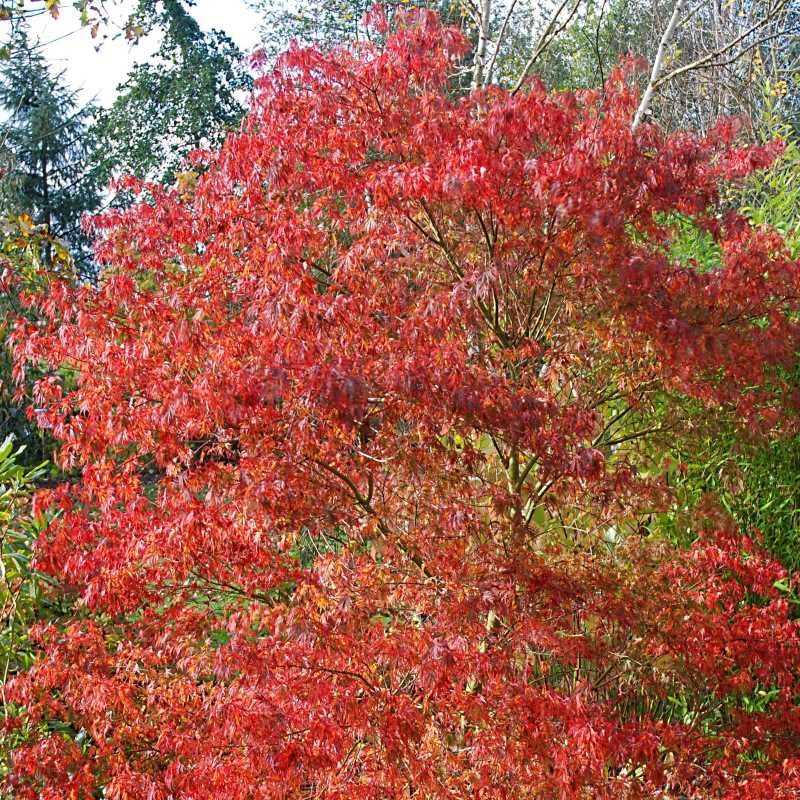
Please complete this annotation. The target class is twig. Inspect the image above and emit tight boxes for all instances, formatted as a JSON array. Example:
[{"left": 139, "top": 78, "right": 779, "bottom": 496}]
[{"left": 483, "top": 0, "right": 519, "bottom": 87}]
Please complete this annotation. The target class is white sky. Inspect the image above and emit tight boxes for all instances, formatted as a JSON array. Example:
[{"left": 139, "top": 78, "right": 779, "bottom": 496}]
[{"left": 21, "top": 0, "right": 265, "bottom": 107}]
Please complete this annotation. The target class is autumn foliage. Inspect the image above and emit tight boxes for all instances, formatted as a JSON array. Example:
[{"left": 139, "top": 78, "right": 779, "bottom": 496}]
[{"left": 6, "top": 7, "right": 800, "bottom": 798}]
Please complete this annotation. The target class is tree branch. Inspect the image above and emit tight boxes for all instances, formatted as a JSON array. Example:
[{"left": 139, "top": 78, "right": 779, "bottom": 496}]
[
  {"left": 483, "top": 0, "right": 519, "bottom": 88},
  {"left": 631, "top": 0, "right": 687, "bottom": 131},
  {"left": 511, "top": 0, "right": 581, "bottom": 96},
  {"left": 471, "top": 0, "right": 492, "bottom": 91},
  {"left": 632, "top": 0, "right": 790, "bottom": 130},
  {"left": 654, "top": 1, "right": 790, "bottom": 87}
]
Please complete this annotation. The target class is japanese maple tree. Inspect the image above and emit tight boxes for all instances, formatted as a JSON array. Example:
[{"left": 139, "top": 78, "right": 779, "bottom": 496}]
[{"left": 6, "top": 7, "right": 800, "bottom": 799}]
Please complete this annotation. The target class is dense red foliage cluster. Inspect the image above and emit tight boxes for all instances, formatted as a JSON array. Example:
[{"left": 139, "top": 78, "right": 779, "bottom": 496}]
[{"left": 7, "top": 7, "right": 800, "bottom": 798}]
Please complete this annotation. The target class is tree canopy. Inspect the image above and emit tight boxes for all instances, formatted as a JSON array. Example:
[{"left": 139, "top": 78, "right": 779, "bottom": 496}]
[
  {"left": 5, "top": 9, "right": 800, "bottom": 798},
  {"left": 95, "top": 0, "right": 251, "bottom": 185}
]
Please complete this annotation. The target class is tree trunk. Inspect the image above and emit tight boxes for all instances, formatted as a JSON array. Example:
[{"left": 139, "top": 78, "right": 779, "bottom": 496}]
[{"left": 471, "top": 0, "right": 492, "bottom": 91}]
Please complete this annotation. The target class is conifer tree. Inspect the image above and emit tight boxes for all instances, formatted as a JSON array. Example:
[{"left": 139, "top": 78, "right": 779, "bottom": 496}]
[
  {"left": 0, "top": 24, "right": 102, "bottom": 463},
  {"left": 0, "top": 24, "right": 102, "bottom": 278}
]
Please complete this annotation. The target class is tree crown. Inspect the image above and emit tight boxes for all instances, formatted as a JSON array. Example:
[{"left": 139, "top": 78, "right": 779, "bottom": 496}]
[{"left": 6, "top": 8, "right": 800, "bottom": 799}]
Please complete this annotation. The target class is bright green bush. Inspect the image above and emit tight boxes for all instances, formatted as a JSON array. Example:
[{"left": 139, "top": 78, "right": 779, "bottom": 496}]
[
  {"left": 0, "top": 436, "right": 50, "bottom": 681},
  {"left": 663, "top": 113, "right": 800, "bottom": 572}
]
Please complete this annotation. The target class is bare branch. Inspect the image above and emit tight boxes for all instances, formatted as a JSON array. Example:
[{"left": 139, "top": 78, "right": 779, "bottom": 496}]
[
  {"left": 471, "top": 0, "right": 492, "bottom": 91},
  {"left": 483, "top": 0, "right": 519, "bottom": 88},
  {"left": 654, "top": 0, "right": 790, "bottom": 87},
  {"left": 633, "top": 0, "right": 791, "bottom": 130}
]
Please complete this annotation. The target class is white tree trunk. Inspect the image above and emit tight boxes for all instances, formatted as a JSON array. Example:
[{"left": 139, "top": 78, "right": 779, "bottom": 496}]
[
  {"left": 471, "top": 0, "right": 492, "bottom": 91},
  {"left": 631, "top": 0, "right": 687, "bottom": 131}
]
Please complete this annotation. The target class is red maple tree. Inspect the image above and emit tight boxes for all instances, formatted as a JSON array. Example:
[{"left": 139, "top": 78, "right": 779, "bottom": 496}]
[{"left": 6, "top": 7, "right": 800, "bottom": 799}]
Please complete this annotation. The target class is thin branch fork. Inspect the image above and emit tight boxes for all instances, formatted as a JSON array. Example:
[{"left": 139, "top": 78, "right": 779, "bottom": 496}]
[
  {"left": 677, "top": 29, "right": 798, "bottom": 77},
  {"left": 511, "top": 0, "right": 582, "bottom": 96},
  {"left": 483, "top": 0, "right": 520, "bottom": 88},
  {"left": 309, "top": 458, "right": 433, "bottom": 578},
  {"left": 655, "top": 4, "right": 791, "bottom": 86}
]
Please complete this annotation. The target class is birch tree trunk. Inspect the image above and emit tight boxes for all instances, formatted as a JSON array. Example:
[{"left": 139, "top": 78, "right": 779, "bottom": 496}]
[{"left": 471, "top": 0, "right": 492, "bottom": 91}]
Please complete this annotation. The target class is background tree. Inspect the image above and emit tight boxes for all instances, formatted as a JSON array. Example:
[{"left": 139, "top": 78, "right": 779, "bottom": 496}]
[
  {"left": 513, "top": 1, "right": 653, "bottom": 89},
  {"left": 252, "top": 0, "right": 487, "bottom": 90},
  {"left": 94, "top": 0, "right": 252, "bottom": 185},
  {"left": 254, "top": 0, "right": 798, "bottom": 134},
  {"left": 0, "top": 24, "right": 103, "bottom": 276},
  {"left": 0, "top": 219, "right": 74, "bottom": 467},
  {"left": 629, "top": 0, "right": 799, "bottom": 132},
  {"left": 0, "top": 23, "right": 101, "bottom": 469}
]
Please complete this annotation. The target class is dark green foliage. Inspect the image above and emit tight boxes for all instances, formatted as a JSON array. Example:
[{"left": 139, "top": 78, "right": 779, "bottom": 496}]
[
  {"left": 0, "top": 220, "right": 65, "bottom": 468},
  {"left": 0, "top": 437, "right": 51, "bottom": 679},
  {"left": 726, "top": 437, "right": 800, "bottom": 574},
  {"left": 0, "top": 436, "right": 78, "bottom": 781},
  {"left": 0, "top": 26, "right": 101, "bottom": 466},
  {"left": 0, "top": 24, "right": 103, "bottom": 279},
  {"left": 95, "top": 0, "right": 251, "bottom": 184},
  {"left": 665, "top": 428, "right": 800, "bottom": 574}
]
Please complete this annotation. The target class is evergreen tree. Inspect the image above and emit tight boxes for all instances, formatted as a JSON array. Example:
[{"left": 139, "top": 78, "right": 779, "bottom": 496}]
[
  {"left": 0, "top": 24, "right": 103, "bottom": 279},
  {"left": 0, "top": 24, "right": 103, "bottom": 465},
  {"left": 95, "top": 0, "right": 252, "bottom": 185}
]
